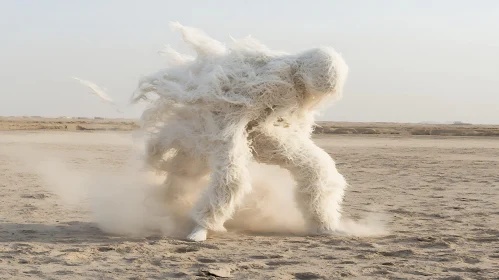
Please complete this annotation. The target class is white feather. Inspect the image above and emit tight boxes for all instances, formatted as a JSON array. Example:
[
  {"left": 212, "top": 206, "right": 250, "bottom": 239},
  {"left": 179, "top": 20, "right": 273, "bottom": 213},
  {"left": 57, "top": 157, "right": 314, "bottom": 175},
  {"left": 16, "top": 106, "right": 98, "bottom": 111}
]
[
  {"left": 72, "top": 77, "right": 115, "bottom": 103},
  {"left": 72, "top": 77, "right": 123, "bottom": 113}
]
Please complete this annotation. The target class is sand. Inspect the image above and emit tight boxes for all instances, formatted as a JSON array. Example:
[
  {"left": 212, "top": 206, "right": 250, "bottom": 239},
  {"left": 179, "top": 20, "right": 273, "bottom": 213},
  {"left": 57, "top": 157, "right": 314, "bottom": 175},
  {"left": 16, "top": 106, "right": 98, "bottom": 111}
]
[{"left": 1, "top": 128, "right": 498, "bottom": 279}]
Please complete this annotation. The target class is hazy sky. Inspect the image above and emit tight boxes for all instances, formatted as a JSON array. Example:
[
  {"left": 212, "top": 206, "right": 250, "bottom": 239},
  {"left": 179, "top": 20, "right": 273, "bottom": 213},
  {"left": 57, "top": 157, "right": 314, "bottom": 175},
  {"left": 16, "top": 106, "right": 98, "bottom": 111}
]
[{"left": 1, "top": 0, "right": 498, "bottom": 123}]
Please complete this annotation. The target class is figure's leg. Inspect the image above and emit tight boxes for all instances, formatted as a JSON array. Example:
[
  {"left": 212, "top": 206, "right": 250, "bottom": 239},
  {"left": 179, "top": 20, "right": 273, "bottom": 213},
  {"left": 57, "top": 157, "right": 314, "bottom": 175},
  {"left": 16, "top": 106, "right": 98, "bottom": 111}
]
[
  {"left": 288, "top": 137, "right": 346, "bottom": 234},
  {"left": 188, "top": 129, "right": 252, "bottom": 241},
  {"left": 251, "top": 130, "right": 347, "bottom": 234}
]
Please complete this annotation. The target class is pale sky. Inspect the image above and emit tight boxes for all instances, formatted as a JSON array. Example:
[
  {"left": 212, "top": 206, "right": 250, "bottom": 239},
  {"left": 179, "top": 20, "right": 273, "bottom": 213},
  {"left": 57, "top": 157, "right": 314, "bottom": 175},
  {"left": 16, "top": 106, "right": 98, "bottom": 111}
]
[{"left": 1, "top": 0, "right": 498, "bottom": 124}]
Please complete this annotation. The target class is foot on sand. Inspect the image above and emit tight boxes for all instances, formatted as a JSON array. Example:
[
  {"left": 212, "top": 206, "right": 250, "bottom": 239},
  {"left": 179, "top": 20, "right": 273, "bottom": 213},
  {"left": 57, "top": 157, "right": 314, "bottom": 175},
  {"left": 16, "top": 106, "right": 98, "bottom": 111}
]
[{"left": 187, "top": 226, "right": 208, "bottom": 242}]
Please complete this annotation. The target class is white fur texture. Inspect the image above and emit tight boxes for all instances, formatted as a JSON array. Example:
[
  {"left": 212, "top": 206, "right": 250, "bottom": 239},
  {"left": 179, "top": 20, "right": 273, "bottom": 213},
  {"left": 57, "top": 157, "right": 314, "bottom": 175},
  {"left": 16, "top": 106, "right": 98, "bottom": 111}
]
[{"left": 132, "top": 22, "right": 349, "bottom": 241}]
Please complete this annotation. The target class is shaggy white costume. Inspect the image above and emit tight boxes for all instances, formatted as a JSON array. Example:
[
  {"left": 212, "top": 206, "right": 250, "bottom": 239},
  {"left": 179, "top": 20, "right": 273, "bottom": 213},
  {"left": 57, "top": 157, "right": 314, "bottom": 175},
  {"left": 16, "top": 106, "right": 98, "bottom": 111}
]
[{"left": 132, "top": 22, "right": 349, "bottom": 241}]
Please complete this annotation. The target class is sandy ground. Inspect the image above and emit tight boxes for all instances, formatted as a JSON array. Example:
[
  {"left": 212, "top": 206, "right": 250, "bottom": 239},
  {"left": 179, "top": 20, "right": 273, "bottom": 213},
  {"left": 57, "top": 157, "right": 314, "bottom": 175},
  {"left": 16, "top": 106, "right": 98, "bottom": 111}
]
[{"left": 1, "top": 131, "right": 498, "bottom": 279}]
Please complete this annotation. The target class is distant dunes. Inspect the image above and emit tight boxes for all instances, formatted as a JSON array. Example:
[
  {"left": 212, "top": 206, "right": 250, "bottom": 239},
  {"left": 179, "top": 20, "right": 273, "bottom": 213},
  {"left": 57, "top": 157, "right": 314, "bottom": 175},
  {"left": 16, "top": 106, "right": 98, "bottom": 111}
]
[
  {"left": 312, "top": 122, "right": 499, "bottom": 137},
  {"left": 0, "top": 117, "right": 138, "bottom": 131},
  {"left": 1, "top": 117, "right": 498, "bottom": 136}
]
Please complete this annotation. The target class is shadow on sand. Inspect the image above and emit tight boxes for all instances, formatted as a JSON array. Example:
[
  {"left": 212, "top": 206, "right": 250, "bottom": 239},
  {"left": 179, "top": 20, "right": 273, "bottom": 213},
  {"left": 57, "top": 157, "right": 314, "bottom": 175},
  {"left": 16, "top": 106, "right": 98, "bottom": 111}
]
[{"left": 0, "top": 221, "right": 144, "bottom": 244}]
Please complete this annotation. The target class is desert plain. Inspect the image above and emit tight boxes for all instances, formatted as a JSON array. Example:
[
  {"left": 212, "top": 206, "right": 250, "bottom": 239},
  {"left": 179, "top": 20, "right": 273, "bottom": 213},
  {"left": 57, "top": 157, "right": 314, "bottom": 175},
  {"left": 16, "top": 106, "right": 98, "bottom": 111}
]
[{"left": 0, "top": 117, "right": 498, "bottom": 279}]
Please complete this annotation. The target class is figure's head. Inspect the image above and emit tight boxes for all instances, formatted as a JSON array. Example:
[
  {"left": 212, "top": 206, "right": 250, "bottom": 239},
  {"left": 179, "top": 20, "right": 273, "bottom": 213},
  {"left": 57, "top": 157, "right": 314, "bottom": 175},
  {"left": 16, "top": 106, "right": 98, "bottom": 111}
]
[{"left": 294, "top": 47, "right": 349, "bottom": 103}]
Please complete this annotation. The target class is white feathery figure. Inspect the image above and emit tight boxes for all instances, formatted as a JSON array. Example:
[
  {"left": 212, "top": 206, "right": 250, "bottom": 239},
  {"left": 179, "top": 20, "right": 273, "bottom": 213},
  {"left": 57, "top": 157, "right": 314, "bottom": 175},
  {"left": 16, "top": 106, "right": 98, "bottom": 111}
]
[
  {"left": 72, "top": 77, "right": 123, "bottom": 113},
  {"left": 133, "top": 22, "right": 349, "bottom": 241}
]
